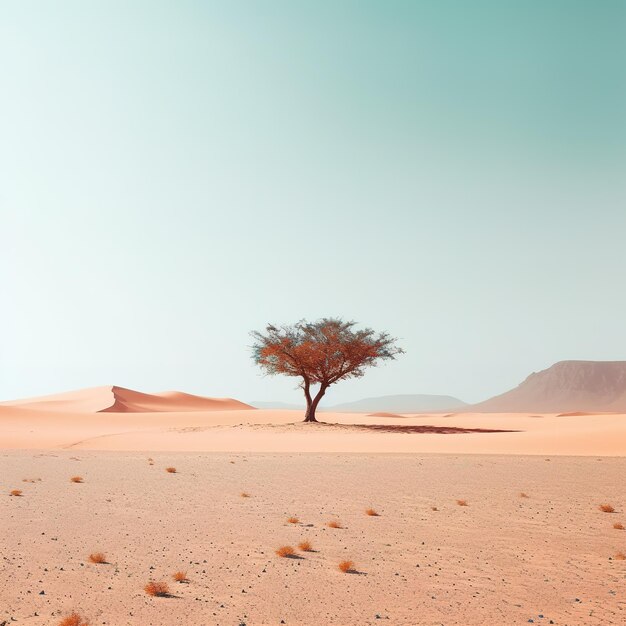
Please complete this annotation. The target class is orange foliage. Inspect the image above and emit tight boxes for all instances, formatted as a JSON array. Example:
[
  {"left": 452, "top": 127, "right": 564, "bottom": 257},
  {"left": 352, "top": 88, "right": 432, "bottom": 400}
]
[
  {"left": 338, "top": 560, "right": 355, "bottom": 573},
  {"left": 144, "top": 581, "right": 170, "bottom": 596},
  {"left": 276, "top": 545, "right": 296, "bottom": 558},
  {"left": 58, "top": 613, "right": 89, "bottom": 626}
]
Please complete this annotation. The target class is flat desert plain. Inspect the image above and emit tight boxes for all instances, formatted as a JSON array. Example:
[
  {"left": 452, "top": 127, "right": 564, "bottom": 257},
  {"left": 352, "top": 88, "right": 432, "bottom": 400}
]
[{"left": 1, "top": 390, "right": 625, "bottom": 625}]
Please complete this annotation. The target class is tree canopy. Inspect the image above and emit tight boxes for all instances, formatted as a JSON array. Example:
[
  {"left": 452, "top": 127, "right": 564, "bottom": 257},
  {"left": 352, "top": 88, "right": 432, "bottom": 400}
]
[{"left": 251, "top": 318, "right": 404, "bottom": 422}]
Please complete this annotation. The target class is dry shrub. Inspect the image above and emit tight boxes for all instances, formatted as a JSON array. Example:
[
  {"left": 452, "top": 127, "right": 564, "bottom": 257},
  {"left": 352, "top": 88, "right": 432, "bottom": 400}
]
[
  {"left": 519, "top": 492, "right": 529, "bottom": 498},
  {"left": 613, "top": 522, "right": 625, "bottom": 530},
  {"left": 275, "top": 545, "right": 296, "bottom": 558},
  {"left": 240, "top": 492, "right": 251, "bottom": 498},
  {"left": 431, "top": 506, "right": 438, "bottom": 511},
  {"left": 70, "top": 476, "right": 84, "bottom": 483},
  {"left": 338, "top": 560, "right": 355, "bottom": 573},
  {"left": 88, "top": 552, "right": 106, "bottom": 564},
  {"left": 144, "top": 581, "right": 170, "bottom": 597},
  {"left": 327, "top": 520, "right": 342, "bottom": 528},
  {"left": 456, "top": 499, "right": 468, "bottom": 507},
  {"left": 287, "top": 516, "right": 299, "bottom": 524},
  {"left": 58, "top": 612, "right": 89, "bottom": 626},
  {"left": 365, "top": 508, "right": 379, "bottom": 517},
  {"left": 165, "top": 467, "right": 177, "bottom": 474},
  {"left": 10, "top": 489, "right": 22, "bottom": 497},
  {"left": 615, "top": 552, "right": 626, "bottom": 560},
  {"left": 599, "top": 504, "right": 615, "bottom": 513},
  {"left": 298, "top": 540, "right": 313, "bottom": 552},
  {"left": 172, "top": 571, "right": 188, "bottom": 582}
]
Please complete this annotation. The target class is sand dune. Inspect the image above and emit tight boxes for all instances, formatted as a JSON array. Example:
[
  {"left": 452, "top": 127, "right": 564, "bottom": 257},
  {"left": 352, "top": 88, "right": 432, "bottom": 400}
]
[
  {"left": 1, "top": 404, "right": 625, "bottom": 455},
  {"left": 0, "top": 386, "right": 254, "bottom": 413},
  {"left": 1, "top": 386, "right": 626, "bottom": 625}
]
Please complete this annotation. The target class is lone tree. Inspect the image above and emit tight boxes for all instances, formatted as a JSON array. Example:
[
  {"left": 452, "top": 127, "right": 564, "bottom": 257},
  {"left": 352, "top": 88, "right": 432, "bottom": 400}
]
[{"left": 250, "top": 318, "right": 404, "bottom": 422}]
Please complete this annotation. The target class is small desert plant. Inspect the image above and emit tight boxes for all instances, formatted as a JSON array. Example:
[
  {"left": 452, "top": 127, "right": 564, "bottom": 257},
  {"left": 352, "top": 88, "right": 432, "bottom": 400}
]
[
  {"left": 144, "top": 581, "right": 170, "bottom": 597},
  {"left": 599, "top": 504, "right": 615, "bottom": 513},
  {"left": 519, "top": 492, "right": 529, "bottom": 498},
  {"left": 338, "top": 560, "right": 355, "bottom": 573},
  {"left": 58, "top": 612, "right": 89, "bottom": 626},
  {"left": 431, "top": 506, "right": 438, "bottom": 511},
  {"left": 275, "top": 545, "right": 296, "bottom": 558},
  {"left": 240, "top": 492, "right": 251, "bottom": 498},
  {"left": 327, "top": 520, "right": 342, "bottom": 528},
  {"left": 10, "top": 489, "right": 22, "bottom": 497},
  {"left": 613, "top": 522, "right": 625, "bottom": 530},
  {"left": 88, "top": 552, "right": 107, "bottom": 564},
  {"left": 615, "top": 551, "right": 626, "bottom": 560},
  {"left": 165, "top": 467, "right": 177, "bottom": 473},
  {"left": 286, "top": 516, "right": 299, "bottom": 524},
  {"left": 70, "top": 476, "right": 84, "bottom": 483},
  {"left": 456, "top": 499, "right": 468, "bottom": 506},
  {"left": 365, "top": 508, "right": 379, "bottom": 516},
  {"left": 172, "top": 571, "right": 188, "bottom": 582},
  {"left": 298, "top": 540, "right": 313, "bottom": 552}
]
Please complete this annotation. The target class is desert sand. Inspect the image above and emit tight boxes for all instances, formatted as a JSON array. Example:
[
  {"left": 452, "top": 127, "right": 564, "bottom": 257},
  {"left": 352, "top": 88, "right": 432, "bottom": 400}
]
[{"left": 1, "top": 388, "right": 625, "bottom": 625}]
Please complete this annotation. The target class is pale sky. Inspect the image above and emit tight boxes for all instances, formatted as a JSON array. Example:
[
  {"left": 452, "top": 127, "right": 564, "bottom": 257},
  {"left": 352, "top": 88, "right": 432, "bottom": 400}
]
[{"left": 2, "top": 1, "right": 625, "bottom": 406}]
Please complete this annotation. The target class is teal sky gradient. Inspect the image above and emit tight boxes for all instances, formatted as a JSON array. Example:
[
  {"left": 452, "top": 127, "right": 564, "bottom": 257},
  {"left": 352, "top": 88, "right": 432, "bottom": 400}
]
[{"left": 2, "top": 1, "right": 625, "bottom": 404}]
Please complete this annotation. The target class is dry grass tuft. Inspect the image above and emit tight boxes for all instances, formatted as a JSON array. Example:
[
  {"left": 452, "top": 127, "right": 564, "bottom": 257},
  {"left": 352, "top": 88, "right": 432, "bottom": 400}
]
[
  {"left": 70, "top": 476, "right": 84, "bottom": 483},
  {"left": 172, "top": 571, "right": 188, "bottom": 582},
  {"left": 456, "top": 499, "right": 468, "bottom": 506},
  {"left": 144, "top": 581, "right": 170, "bottom": 597},
  {"left": 276, "top": 545, "right": 296, "bottom": 558},
  {"left": 519, "top": 492, "right": 529, "bottom": 498},
  {"left": 58, "top": 612, "right": 89, "bottom": 626},
  {"left": 613, "top": 522, "right": 625, "bottom": 530},
  {"left": 240, "top": 492, "right": 251, "bottom": 498},
  {"left": 338, "top": 560, "right": 355, "bottom": 573},
  {"left": 286, "top": 516, "right": 300, "bottom": 524},
  {"left": 615, "top": 551, "right": 626, "bottom": 560},
  {"left": 88, "top": 552, "right": 107, "bottom": 564},
  {"left": 298, "top": 540, "right": 313, "bottom": 552},
  {"left": 10, "top": 489, "right": 22, "bottom": 497},
  {"left": 327, "top": 520, "right": 342, "bottom": 528},
  {"left": 365, "top": 508, "right": 379, "bottom": 516},
  {"left": 165, "top": 467, "right": 177, "bottom": 473},
  {"left": 599, "top": 504, "right": 615, "bottom": 513}
]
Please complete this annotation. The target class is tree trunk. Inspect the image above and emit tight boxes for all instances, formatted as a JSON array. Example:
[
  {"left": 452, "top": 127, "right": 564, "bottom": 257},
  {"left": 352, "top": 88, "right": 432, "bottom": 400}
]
[{"left": 304, "top": 385, "right": 327, "bottom": 422}]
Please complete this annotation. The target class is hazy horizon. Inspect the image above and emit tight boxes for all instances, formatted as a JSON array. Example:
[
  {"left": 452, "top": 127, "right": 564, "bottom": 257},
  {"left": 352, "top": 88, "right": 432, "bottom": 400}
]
[{"left": 2, "top": 1, "right": 625, "bottom": 406}]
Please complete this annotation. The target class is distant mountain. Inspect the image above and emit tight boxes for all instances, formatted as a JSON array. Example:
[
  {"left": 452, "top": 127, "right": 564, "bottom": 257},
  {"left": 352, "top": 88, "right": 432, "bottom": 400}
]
[
  {"left": 248, "top": 401, "right": 304, "bottom": 410},
  {"left": 471, "top": 360, "right": 626, "bottom": 412},
  {"left": 324, "top": 394, "right": 467, "bottom": 413}
]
